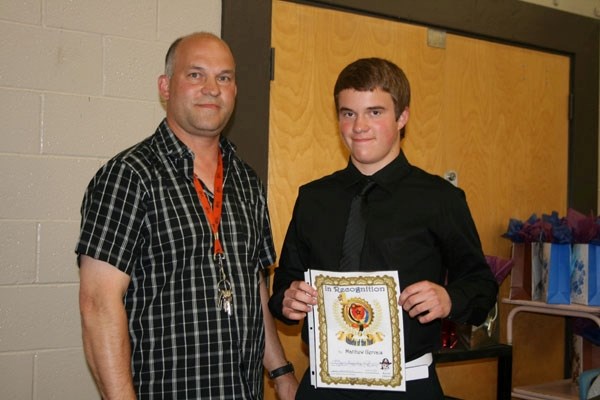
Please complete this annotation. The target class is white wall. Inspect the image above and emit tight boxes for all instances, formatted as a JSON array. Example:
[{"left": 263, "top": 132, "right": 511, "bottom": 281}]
[{"left": 0, "top": 1, "right": 221, "bottom": 398}]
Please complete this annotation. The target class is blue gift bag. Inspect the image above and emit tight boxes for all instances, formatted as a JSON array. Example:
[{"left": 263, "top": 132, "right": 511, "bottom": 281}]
[
  {"left": 546, "top": 243, "right": 571, "bottom": 304},
  {"left": 591, "top": 245, "right": 600, "bottom": 305},
  {"left": 571, "top": 244, "right": 600, "bottom": 306}
]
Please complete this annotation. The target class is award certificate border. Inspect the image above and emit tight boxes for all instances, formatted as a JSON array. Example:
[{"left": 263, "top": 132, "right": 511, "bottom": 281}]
[{"left": 314, "top": 273, "right": 403, "bottom": 388}]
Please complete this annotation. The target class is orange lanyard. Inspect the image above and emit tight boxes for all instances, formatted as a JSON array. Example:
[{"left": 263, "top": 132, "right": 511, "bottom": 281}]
[{"left": 193, "top": 151, "right": 224, "bottom": 257}]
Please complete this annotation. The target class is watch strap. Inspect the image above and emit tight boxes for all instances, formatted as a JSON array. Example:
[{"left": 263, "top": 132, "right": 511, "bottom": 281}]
[{"left": 268, "top": 361, "right": 294, "bottom": 379}]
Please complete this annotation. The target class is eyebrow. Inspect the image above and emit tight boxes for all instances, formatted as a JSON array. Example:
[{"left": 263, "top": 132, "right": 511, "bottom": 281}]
[
  {"left": 338, "top": 106, "right": 386, "bottom": 113},
  {"left": 188, "top": 65, "right": 235, "bottom": 75}
]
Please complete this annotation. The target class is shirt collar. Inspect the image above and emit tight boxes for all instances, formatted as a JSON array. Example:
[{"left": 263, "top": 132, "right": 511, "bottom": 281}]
[
  {"left": 338, "top": 150, "right": 412, "bottom": 193},
  {"left": 154, "top": 119, "right": 192, "bottom": 160},
  {"left": 153, "top": 118, "right": 237, "bottom": 180}
]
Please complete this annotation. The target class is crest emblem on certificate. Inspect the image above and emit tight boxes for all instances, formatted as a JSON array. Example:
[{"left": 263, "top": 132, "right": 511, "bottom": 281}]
[{"left": 336, "top": 292, "right": 385, "bottom": 345}]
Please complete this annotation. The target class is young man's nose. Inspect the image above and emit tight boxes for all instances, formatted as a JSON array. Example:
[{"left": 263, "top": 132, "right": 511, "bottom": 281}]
[{"left": 353, "top": 116, "right": 369, "bottom": 133}]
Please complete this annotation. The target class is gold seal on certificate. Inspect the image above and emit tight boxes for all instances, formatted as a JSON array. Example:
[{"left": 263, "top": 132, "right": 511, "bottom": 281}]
[{"left": 304, "top": 269, "right": 405, "bottom": 391}]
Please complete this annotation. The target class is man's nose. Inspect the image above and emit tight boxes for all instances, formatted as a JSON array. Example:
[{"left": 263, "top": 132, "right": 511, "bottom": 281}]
[
  {"left": 201, "top": 77, "right": 221, "bottom": 96},
  {"left": 353, "top": 115, "right": 368, "bottom": 133}
]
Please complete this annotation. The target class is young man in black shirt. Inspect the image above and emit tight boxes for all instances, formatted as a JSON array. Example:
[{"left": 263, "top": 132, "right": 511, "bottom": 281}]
[{"left": 269, "top": 58, "right": 497, "bottom": 399}]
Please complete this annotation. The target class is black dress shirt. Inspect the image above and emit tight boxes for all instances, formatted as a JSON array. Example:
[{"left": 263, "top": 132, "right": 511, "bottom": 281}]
[{"left": 269, "top": 151, "right": 498, "bottom": 364}]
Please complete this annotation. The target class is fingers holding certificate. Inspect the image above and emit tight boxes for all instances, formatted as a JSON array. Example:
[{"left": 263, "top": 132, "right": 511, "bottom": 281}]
[
  {"left": 282, "top": 281, "right": 318, "bottom": 320},
  {"left": 399, "top": 280, "right": 452, "bottom": 324}
]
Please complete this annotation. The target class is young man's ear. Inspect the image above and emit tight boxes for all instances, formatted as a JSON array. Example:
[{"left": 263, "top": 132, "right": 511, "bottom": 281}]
[
  {"left": 397, "top": 107, "right": 409, "bottom": 130},
  {"left": 158, "top": 75, "right": 170, "bottom": 102}
]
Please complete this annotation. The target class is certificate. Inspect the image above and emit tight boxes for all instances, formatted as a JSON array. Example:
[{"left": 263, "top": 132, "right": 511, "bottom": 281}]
[{"left": 304, "top": 269, "right": 405, "bottom": 391}]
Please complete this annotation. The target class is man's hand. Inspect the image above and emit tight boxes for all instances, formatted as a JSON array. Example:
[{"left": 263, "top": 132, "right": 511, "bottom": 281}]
[
  {"left": 282, "top": 280, "right": 317, "bottom": 320},
  {"left": 398, "top": 280, "right": 451, "bottom": 324}
]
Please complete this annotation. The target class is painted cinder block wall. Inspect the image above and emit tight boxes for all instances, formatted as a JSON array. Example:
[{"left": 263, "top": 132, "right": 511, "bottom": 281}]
[{"left": 0, "top": 1, "right": 221, "bottom": 398}]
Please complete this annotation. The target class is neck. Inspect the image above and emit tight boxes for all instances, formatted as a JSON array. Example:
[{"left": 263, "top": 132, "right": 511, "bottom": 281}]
[
  {"left": 192, "top": 140, "right": 221, "bottom": 193},
  {"left": 165, "top": 117, "right": 222, "bottom": 156}
]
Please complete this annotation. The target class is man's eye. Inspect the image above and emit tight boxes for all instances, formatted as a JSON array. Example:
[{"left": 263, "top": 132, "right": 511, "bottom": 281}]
[{"left": 218, "top": 75, "right": 232, "bottom": 83}]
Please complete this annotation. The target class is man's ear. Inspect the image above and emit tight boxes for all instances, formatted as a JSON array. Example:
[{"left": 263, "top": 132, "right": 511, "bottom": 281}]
[
  {"left": 397, "top": 107, "right": 409, "bottom": 130},
  {"left": 158, "top": 75, "right": 170, "bottom": 101}
]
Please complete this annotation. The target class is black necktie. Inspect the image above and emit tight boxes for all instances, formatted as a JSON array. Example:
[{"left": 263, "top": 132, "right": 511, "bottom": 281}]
[{"left": 339, "top": 180, "right": 376, "bottom": 271}]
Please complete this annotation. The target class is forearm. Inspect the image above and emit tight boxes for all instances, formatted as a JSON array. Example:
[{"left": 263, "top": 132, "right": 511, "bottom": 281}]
[
  {"left": 443, "top": 195, "right": 499, "bottom": 324},
  {"left": 260, "top": 275, "right": 290, "bottom": 371},
  {"left": 81, "top": 297, "right": 136, "bottom": 399},
  {"left": 260, "top": 274, "right": 298, "bottom": 399},
  {"left": 446, "top": 277, "right": 498, "bottom": 325},
  {"left": 79, "top": 256, "right": 136, "bottom": 400}
]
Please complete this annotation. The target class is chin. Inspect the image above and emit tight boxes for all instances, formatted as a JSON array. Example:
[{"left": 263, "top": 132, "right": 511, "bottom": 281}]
[{"left": 351, "top": 153, "right": 377, "bottom": 164}]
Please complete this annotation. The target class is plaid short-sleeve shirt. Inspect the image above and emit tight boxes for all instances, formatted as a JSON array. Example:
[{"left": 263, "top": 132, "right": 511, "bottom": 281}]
[{"left": 76, "top": 120, "right": 276, "bottom": 399}]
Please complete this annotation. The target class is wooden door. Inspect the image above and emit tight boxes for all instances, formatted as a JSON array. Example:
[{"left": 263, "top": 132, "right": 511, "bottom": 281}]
[{"left": 267, "top": 1, "right": 570, "bottom": 398}]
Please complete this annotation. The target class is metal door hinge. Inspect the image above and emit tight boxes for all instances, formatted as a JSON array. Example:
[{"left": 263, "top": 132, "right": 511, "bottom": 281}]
[{"left": 427, "top": 28, "right": 446, "bottom": 49}]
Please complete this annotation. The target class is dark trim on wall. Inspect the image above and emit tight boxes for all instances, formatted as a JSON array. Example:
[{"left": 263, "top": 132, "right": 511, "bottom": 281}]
[
  {"left": 221, "top": 1, "right": 273, "bottom": 185},
  {"left": 222, "top": 0, "right": 599, "bottom": 213}
]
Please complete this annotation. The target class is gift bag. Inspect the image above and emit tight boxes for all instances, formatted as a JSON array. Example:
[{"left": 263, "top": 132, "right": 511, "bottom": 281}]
[
  {"left": 540, "top": 243, "right": 571, "bottom": 304},
  {"left": 531, "top": 242, "right": 547, "bottom": 301},
  {"left": 571, "top": 244, "right": 600, "bottom": 306},
  {"left": 509, "top": 243, "right": 532, "bottom": 300}
]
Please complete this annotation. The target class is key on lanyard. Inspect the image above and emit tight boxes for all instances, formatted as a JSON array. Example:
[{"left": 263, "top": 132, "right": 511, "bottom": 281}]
[{"left": 216, "top": 254, "right": 233, "bottom": 317}]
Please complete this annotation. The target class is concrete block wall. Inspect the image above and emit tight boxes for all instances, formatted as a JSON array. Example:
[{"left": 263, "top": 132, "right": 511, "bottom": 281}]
[{"left": 0, "top": 1, "right": 221, "bottom": 398}]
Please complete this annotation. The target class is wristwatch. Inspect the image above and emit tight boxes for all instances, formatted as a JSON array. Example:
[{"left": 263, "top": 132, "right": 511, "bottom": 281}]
[{"left": 268, "top": 361, "right": 294, "bottom": 379}]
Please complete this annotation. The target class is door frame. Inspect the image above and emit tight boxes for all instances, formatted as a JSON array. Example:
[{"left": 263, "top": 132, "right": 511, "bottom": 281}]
[{"left": 221, "top": 0, "right": 599, "bottom": 213}]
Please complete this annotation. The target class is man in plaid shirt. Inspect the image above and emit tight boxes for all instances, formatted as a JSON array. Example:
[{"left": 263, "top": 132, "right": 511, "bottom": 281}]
[{"left": 77, "top": 32, "right": 297, "bottom": 400}]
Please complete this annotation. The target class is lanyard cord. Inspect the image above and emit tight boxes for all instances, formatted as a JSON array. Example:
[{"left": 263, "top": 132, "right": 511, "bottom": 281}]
[
  {"left": 192, "top": 151, "right": 224, "bottom": 259},
  {"left": 192, "top": 151, "right": 233, "bottom": 316}
]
